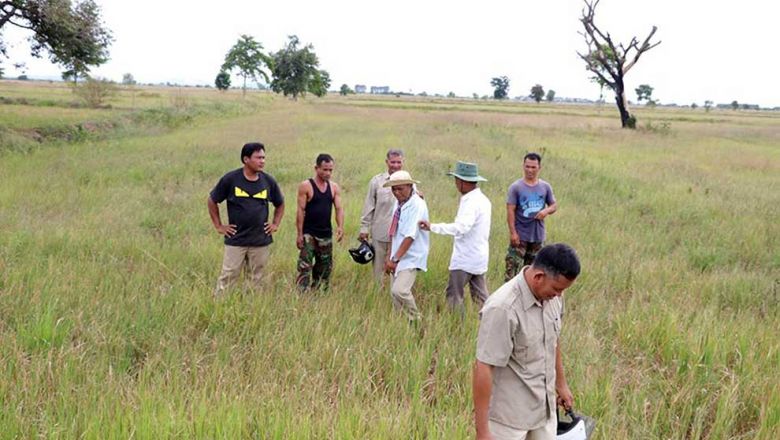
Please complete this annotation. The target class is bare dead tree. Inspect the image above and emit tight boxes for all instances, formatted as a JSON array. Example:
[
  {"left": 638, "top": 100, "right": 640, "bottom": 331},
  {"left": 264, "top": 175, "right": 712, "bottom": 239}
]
[{"left": 577, "top": 0, "right": 661, "bottom": 128}]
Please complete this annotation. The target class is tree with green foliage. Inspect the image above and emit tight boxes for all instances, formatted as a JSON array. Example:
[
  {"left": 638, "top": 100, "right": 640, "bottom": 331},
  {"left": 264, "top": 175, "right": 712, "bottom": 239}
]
[
  {"left": 447, "top": 91, "right": 456, "bottom": 98},
  {"left": 1, "top": 0, "right": 113, "bottom": 84},
  {"left": 270, "top": 35, "right": 328, "bottom": 99},
  {"left": 530, "top": 84, "right": 545, "bottom": 103},
  {"left": 546, "top": 89, "right": 556, "bottom": 102},
  {"left": 308, "top": 69, "right": 330, "bottom": 97},
  {"left": 578, "top": 0, "right": 660, "bottom": 128},
  {"left": 491, "top": 76, "right": 509, "bottom": 100},
  {"left": 635, "top": 84, "right": 654, "bottom": 103},
  {"left": 704, "top": 100, "right": 713, "bottom": 112},
  {"left": 731, "top": 100, "right": 739, "bottom": 110},
  {"left": 339, "top": 84, "right": 353, "bottom": 95},
  {"left": 121, "top": 73, "right": 136, "bottom": 86},
  {"left": 691, "top": 102, "right": 698, "bottom": 109},
  {"left": 221, "top": 34, "right": 270, "bottom": 96},
  {"left": 214, "top": 71, "right": 231, "bottom": 91}
]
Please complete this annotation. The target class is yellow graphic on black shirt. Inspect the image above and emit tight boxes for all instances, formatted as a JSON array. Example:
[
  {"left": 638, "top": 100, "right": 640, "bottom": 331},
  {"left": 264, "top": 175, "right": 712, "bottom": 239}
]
[{"left": 235, "top": 187, "right": 267, "bottom": 199}]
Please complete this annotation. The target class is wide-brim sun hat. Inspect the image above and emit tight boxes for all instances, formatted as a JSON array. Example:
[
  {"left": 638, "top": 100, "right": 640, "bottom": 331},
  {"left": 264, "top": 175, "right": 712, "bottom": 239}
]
[
  {"left": 383, "top": 170, "right": 420, "bottom": 187},
  {"left": 446, "top": 160, "right": 487, "bottom": 182}
]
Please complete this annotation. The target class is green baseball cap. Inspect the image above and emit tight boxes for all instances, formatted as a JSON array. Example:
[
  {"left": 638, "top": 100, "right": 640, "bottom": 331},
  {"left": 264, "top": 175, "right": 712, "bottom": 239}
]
[{"left": 446, "top": 161, "right": 487, "bottom": 182}]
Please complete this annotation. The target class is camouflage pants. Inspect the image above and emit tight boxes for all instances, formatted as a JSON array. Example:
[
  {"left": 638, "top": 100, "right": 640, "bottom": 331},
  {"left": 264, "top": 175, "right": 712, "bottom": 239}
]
[
  {"left": 296, "top": 234, "right": 333, "bottom": 291},
  {"left": 504, "top": 241, "right": 543, "bottom": 281}
]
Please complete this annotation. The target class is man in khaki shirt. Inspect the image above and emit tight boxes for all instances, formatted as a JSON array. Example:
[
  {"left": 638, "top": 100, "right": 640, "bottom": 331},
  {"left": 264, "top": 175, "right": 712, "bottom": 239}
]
[
  {"left": 359, "top": 149, "right": 406, "bottom": 282},
  {"left": 473, "top": 243, "right": 580, "bottom": 440}
]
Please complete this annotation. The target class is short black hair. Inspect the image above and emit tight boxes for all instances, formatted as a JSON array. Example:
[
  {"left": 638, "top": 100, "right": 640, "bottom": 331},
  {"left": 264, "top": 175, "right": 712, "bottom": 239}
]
[
  {"left": 316, "top": 153, "right": 334, "bottom": 166},
  {"left": 241, "top": 142, "right": 265, "bottom": 163},
  {"left": 524, "top": 152, "right": 542, "bottom": 164},
  {"left": 532, "top": 243, "right": 581, "bottom": 280}
]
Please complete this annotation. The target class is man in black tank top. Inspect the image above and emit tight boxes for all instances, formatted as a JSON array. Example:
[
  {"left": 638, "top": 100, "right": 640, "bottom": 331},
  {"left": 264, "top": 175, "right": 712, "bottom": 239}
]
[{"left": 295, "top": 154, "right": 345, "bottom": 291}]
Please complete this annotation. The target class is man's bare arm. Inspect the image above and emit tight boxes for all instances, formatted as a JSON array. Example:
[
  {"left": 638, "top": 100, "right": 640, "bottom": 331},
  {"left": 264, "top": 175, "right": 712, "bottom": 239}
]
[
  {"left": 473, "top": 360, "right": 494, "bottom": 440},
  {"left": 295, "top": 182, "right": 310, "bottom": 249},
  {"left": 332, "top": 182, "right": 345, "bottom": 242},
  {"left": 265, "top": 203, "right": 285, "bottom": 234},
  {"left": 207, "top": 197, "right": 236, "bottom": 236},
  {"left": 555, "top": 343, "right": 573, "bottom": 410},
  {"left": 506, "top": 204, "right": 520, "bottom": 246}
]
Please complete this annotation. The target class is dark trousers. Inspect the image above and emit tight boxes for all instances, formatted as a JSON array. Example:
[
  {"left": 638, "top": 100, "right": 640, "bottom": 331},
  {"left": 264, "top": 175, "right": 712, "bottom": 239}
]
[{"left": 446, "top": 270, "right": 488, "bottom": 311}]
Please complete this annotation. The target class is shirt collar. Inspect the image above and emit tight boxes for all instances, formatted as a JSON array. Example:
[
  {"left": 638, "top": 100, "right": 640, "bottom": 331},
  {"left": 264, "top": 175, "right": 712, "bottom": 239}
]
[
  {"left": 399, "top": 192, "right": 418, "bottom": 210},
  {"left": 517, "top": 266, "right": 542, "bottom": 311},
  {"left": 460, "top": 187, "right": 481, "bottom": 202}
]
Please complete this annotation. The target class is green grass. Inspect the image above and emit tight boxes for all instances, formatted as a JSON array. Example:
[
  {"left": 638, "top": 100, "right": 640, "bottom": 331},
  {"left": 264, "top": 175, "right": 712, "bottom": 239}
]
[{"left": 0, "top": 84, "right": 778, "bottom": 438}]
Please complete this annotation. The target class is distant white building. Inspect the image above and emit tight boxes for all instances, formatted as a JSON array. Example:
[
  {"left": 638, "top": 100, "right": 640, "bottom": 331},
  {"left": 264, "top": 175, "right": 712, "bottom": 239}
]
[
  {"left": 355, "top": 84, "right": 367, "bottom": 94},
  {"left": 370, "top": 86, "right": 390, "bottom": 94}
]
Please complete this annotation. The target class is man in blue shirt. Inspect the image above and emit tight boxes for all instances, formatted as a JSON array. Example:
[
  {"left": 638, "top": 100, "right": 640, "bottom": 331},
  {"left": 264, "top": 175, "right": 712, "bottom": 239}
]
[
  {"left": 505, "top": 152, "right": 557, "bottom": 281},
  {"left": 383, "top": 170, "right": 429, "bottom": 321}
]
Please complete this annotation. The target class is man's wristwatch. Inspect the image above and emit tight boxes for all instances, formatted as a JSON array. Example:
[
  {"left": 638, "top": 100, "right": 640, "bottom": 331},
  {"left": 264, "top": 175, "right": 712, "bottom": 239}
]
[{"left": 390, "top": 256, "right": 400, "bottom": 264}]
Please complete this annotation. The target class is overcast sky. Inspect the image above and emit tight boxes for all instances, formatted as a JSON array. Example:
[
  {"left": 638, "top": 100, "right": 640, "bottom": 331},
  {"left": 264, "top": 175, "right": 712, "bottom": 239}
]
[{"left": 3, "top": 0, "right": 779, "bottom": 106}]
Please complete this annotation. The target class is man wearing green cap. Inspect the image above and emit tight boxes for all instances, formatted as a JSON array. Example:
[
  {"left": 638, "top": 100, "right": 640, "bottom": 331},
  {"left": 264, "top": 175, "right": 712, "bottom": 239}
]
[{"left": 420, "top": 161, "right": 492, "bottom": 311}]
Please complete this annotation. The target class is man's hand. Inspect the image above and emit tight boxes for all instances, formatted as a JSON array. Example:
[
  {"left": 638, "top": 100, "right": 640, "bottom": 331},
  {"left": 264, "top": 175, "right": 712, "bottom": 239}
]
[
  {"left": 556, "top": 382, "right": 574, "bottom": 411},
  {"left": 335, "top": 227, "right": 344, "bottom": 242},
  {"left": 358, "top": 232, "right": 369, "bottom": 241},
  {"left": 510, "top": 232, "right": 520, "bottom": 247},
  {"left": 476, "top": 432, "right": 494, "bottom": 440},
  {"left": 296, "top": 234, "right": 305, "bottom": 250},
  {"left": 534, "top": 209, "right": 549, "bottom": 220},
  {"left": 216, "top": 224, "right": 237, "bottom": 237},
  {"left": 264, "top": 222, "right": 279, "bottom": 235},
  {"left": 384, "top": 259, "right": 397, "bottom": 274},
  {"left": 418, "top": 220, "right": 431, "bottom": 231}
]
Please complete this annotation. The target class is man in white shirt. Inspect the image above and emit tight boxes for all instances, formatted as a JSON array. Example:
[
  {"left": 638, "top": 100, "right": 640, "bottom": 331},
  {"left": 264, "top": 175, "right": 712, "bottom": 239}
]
[
  {"left": 420, "top": 161, "right": 492, "bottom": 311},
  {"left": 383, "top": 170, "right": 430, "bottom": 321}
]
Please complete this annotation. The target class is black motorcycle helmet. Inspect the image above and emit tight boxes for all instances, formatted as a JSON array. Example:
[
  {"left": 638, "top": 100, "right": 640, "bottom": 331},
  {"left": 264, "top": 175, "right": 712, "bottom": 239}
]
[{"left": 349, "top": 240, "right": 375, "bottom": 265}]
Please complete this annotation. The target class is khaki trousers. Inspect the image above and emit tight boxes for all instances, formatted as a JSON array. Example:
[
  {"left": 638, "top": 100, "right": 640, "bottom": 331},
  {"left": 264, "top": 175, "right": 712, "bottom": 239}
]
[
  {"left": 487, "top": 406, "right": 557, "bottom": 440},
  {"left": 214, "top": 245, "right": 270, "bottom": 296},
  {"left": 371, "top": 240, "right": 391, "bottom": 283},
  {"left": 390, "top": 268, "right": 421, "bottom": 320}
]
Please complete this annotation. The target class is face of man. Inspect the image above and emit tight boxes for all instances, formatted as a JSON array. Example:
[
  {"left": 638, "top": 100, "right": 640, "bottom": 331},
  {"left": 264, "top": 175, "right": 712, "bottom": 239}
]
[
  {"left": 316, "top": 160, "right": 334, "bottom": 181},
  {"left": 523, "top": 158, "right": 540, "bottom": 181},
  {"left": 390, "top": 184, "right": 413, "bottom": 203},
  {"left": 386, "top": 155, "right": 404, "bottom": 174},
  {"left": 529, "top": 270, "right": 575, "bottom": 302},
  {"left": 244, "top": 150, "right": 266, "bottom": 173}
]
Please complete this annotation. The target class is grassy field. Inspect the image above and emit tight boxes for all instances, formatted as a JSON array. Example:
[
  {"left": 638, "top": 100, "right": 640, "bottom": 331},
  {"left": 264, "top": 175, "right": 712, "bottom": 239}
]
[{"left": 1, "top": 80, "right": 778, "bottom": 439}]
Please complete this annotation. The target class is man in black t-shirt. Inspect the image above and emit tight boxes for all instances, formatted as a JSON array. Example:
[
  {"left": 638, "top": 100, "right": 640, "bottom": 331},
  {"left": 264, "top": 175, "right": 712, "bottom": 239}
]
[{"left": 208, "top": 142, "right": 285, "bottom": 296}]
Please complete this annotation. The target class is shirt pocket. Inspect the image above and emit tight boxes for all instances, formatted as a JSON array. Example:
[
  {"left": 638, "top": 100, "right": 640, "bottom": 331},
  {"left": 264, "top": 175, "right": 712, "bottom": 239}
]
[{"left": 514, "top": 329, "right": 544, "bottom": 369}]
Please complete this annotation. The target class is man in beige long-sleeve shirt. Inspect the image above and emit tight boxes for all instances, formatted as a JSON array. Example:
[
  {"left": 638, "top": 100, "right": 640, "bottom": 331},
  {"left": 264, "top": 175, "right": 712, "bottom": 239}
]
[{"left": 359, "top": 149, "right": 405, "bottom": 282}]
